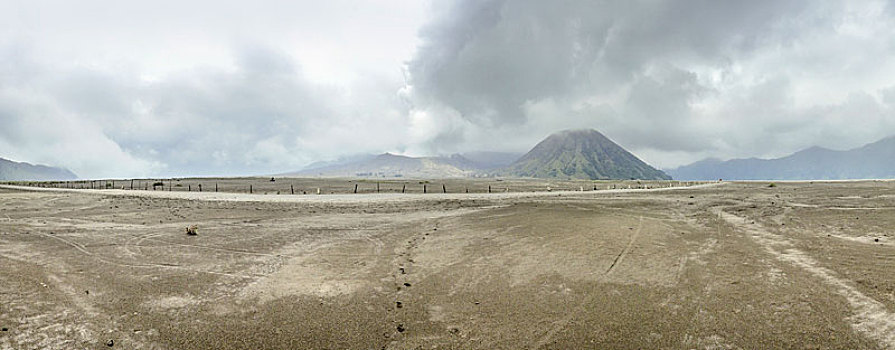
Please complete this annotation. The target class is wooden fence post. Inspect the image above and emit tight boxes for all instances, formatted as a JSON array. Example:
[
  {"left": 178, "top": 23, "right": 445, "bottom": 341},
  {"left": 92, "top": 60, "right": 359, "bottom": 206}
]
[
  {"left": 354, "top": 184, "right": 358, "bottom": 194},
  {"left": 291, "top": 184, "right": 294, "bottom": 194},
  {"left": 250, "top": 185, "right": 253, "bottom": 194},
  {"left": 442, "top": 184, "right": 446, "bottom": 193},
  {"left": 215, "top": 183, "right": 218, "bottom": 192},
  {"left": 488, "top": 185, "right": 491, "bottom": 193},
  {"left": 198, "top": 184, "right": 202, "bottom": 192},
  {"left": 377, "top": 182, "right": 380, "bottom": 193},
  {"left": 423, "top": 184, "right": 427, "bottom": 193},
  {"left": 402, "top": 184, "right": 405, "bottom": 193},
  {"left": 188, "top": 185, "right": 191, "bottom": 191}
]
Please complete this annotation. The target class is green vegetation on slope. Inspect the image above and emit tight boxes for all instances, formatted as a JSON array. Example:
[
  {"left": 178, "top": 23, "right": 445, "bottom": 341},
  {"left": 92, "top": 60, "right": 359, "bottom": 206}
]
[{"left": 505, "top": 129, "right": 670, "bottom": 180}]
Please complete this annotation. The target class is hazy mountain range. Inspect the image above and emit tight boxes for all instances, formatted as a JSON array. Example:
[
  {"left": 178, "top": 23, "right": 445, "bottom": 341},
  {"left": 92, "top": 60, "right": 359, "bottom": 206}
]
[
  {"left": 0, "top": 157, "right": 77, "bottom": 181},
  {"left": 18, "top": 128, "right": 895, "bottom": 181},
  {"left": 290, "top": 153, "right": 483, "bottom": 178},
  {"left": 668, "top": 136, "right": 895, "bottom": 180},
  {"left": 289, "top": 129, "right": 669, "bottom": 180}
]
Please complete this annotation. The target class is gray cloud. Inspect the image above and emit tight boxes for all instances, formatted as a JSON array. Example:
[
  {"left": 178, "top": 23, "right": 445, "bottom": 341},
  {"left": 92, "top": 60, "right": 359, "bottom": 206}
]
[{"left": 404, "top": 0, "right": 895, "bottom": 168}]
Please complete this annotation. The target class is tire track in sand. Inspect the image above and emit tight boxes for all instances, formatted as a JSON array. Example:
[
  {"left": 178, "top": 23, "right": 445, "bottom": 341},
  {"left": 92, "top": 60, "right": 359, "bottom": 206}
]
[
  {"left": 605, "top": 216, "right": 644, "bottom": 275},
  {"left": 716, "top": 208, "right": 895, "bottom": 349},
  {"left": 36, "top": 231, "right": 262, "bottom": 279},
  {"left": 532, "top": 216, "right": 644, "bottom": 349}
]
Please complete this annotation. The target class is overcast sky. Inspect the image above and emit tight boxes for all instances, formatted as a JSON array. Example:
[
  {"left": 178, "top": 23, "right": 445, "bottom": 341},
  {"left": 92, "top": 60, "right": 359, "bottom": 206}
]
[{"left": 3, "top": 0, "right": 895, "bottom": 178}]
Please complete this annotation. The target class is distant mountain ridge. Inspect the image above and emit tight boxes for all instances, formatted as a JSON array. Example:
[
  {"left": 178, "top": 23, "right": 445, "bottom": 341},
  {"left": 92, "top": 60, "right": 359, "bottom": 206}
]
[
  {"left": 668, "top": 136, "right": 895, "bottom": 180},
  {"left": 504, "top": 129, "right": 670, "bottom": 180},
  {"left": 285, "top": 129, "right": 667, "bottom": 180},
  {"left": 288, "top": 153, "right": 484, "bottom": 178},
  {"left": 0, "top": 157, "right": 77, "bottom": 181},
  {"left": 459, "top": 151, "right": 523, "bottom": 170}
]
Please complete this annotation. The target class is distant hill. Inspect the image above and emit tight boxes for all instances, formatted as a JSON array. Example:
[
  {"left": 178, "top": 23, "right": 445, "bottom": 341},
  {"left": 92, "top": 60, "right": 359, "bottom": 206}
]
[
  {"left": 287, "top": 153, "right": 482, "bottom": 178},
  {"left": 0, "top": 157, "right": 77, "bottom": 181},
  {"left": 459, "top": 151, "right": 523, "bottom": 170},
  {"left": 668, "top": 136, "right": 895, "bottom": 180},
  {"left": 298, "top": 154, "right": 377, "bottom": 173},
  {"left": 503, "top": 129, "right": 670, "bottom": 180}
]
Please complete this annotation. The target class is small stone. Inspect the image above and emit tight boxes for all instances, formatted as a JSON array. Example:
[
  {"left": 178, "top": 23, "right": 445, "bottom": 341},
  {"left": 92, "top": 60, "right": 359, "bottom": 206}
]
[
  {"left": 396, "top": 324, "right": 405, "bottom": 333},
  {"left": 396, "top": 301, "right": 403, "bottom": 308},
  {"left": 106, "top": 339, "right": 114, "bottom": 347},
  {"left": 1, "top": 327, "right": 8, "bottom": 332},
  {"left": 874, "top": 238, "right": 880, "bottom": 242},
  {"left": 403, "top": 282, "right": 411, "bottom": 287}
]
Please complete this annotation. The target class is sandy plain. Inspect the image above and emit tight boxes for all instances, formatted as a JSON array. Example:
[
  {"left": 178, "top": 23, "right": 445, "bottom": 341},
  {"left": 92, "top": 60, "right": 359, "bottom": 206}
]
[{"left": 1, "top": 179, "right": 894, "bottom": 349}]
